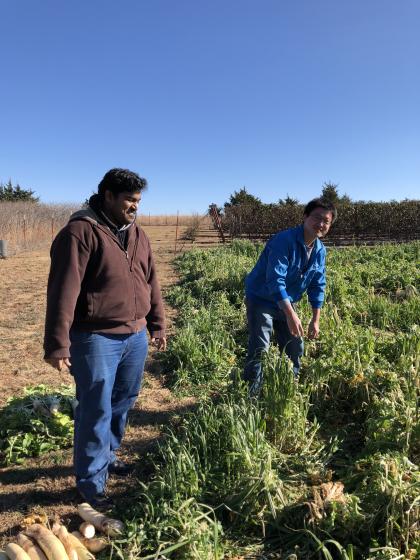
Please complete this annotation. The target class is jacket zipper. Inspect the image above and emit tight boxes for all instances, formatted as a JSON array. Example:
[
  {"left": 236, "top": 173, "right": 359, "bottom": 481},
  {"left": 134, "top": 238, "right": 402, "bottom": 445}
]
[{"left": 96, "top": 224, "right": 137, "bottom": 321}]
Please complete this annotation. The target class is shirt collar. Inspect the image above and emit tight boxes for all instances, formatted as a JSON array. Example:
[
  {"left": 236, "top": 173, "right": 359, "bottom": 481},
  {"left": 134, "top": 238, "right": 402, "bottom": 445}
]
[{"left": 296, "top": 224, "right": 322, "bottom": 252}]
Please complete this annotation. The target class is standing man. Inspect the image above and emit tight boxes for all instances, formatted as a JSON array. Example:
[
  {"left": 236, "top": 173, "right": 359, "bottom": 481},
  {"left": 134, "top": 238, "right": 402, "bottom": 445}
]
[
  {"left": 244, "top": 198, "right": 336, "bottom": 393},
  {"left": 44, "top": 168, "right": 166, "bottom": 508}
]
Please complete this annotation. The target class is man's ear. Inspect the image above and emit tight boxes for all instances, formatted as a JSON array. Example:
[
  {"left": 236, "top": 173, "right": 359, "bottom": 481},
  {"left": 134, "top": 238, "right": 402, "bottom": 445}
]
[{"left": 104, "top": 190, "right": 115, "bottom": 205}]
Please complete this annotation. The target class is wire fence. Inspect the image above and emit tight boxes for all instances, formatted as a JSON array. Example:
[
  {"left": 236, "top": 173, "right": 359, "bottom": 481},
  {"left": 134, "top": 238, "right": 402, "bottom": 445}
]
[{"left": 0, "top": 203, "right": 212, "bottom": 255}]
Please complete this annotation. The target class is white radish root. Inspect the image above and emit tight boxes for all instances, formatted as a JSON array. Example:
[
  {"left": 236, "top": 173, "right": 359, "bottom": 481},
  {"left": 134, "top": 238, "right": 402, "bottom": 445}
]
[
  {"left": 50, "top": 523, "right": 61, "bottom": 537},
  {"left": 77, "top": 503, "right": 124, "bottom": 536},
  {"left": 54, "top": 526, "right": 78, "bottom": 560},
  {"left": 71, "top": 532, "right": 108, "bottom": 553},
  {"left": 16, "top": 535, "right": 47, "bottom": 560},
  {"left": 5, "top": 544, "right": 32, "bottom": 560},
  {"left": 78, "top": 524, "right": 95, "bottom": 540},
  {"left": 63, "top": 534, "right": 94, "bottom": 560},
  {"left": 24, "top": 524, "right": 69, "bottom": 560}
]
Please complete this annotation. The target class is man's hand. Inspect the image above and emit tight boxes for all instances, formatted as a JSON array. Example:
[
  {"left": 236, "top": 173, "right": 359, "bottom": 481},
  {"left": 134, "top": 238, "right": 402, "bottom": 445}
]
[
  {"left": 45, "top": 357, "right": 72, "bottom": 371},
  {"left": 308, "top": 308, "right": 321, "bottom": 339},
  {"left": 151, "top": 337, "right": 167, "bottom": 351},
  {"left": 286, "top": 311, "right": 304, "bottom": 338},
  {"left": 307, "top": 319, "right": 320, "bottom": 339},
  {"left": 280, "top": 299, "right": 304, "bottom": 338}
]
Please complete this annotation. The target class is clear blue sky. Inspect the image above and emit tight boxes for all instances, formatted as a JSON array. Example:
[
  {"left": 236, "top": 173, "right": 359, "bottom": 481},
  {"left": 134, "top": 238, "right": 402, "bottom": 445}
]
[{"left": 1, "top": 0, "right": 419, "bottom": 213}]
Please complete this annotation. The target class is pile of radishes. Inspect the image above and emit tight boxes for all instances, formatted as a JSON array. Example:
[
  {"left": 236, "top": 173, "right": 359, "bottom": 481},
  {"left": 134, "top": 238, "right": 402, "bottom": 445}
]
[{"left": 1, "top": 504, "right": 124, "bottom": 560}]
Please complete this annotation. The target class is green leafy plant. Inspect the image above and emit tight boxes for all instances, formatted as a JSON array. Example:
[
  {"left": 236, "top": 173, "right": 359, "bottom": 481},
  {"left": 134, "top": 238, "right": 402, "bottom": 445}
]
[
  {"left": 0, "top": 384, "right": 75, "bottom": 465},
  {"left": 124, "top": 241, "right": 420, "bottom": 558}
]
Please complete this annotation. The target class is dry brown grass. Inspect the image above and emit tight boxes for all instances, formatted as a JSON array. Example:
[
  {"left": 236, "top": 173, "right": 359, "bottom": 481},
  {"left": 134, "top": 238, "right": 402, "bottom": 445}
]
[
  {"left": 0, "top": 202, "right": 79, "bottom": 255},
  {"left": 138, "top": 213, "right": 210, "bottom": 227},
  {"left": 0, "top": 241, "right": 196, "bottom": 547},
  {"left": 0, "top": 202, "right": 211, "bottom": 255}
]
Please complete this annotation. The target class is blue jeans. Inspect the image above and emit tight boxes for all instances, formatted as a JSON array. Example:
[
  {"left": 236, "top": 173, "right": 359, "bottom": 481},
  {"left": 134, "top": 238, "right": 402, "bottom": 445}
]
[
  {"left": 244, "top": 298, "right": 304, "bottom": 392},
  {"left": 69, "top": 328, "right": 148, "bottom": 499}
]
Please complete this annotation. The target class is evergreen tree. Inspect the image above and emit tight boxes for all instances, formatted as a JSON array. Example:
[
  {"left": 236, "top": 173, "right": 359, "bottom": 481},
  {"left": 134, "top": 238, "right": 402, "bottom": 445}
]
[
  {"left": 0, "top": 180, "right": 39, "bottom": 202},
  {"left": 321, "top": 182, "right": 340, "bottom": 204},
  {"left": 224, "top": 187, "right": 262, "bottom": 208},
  {"left": 279, "top": 194, "right": 299, "bottom": 206},
  {"left": 321, "top": 182, "right": 352, "bottom": 204}
]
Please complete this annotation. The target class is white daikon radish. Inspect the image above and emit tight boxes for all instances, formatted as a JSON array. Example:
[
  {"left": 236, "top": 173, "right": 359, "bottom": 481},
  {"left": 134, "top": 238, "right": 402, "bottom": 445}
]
[
  {"left": 24, "top": 524, "right": 69, "bottom": 560},
  {"left": 54, "top": 527, "right": 78, "bottom": 560},
  {"left": 5, "top": 544, "right": 32, "bottom": 560},
  {"left": 71, "top": 532, "right": 108, "bottom": 553},
  {"left": 78, "top": 524, "right": 95, "bottom": 540},
  {"left": 77, "top": 503, "right": 124, "bottom": 536},
  {"left": 63, "top": 534, "right": 94, "bottom": 560},
  {"left": 16, "top": 534, "right": 47, "bottom": 560}
]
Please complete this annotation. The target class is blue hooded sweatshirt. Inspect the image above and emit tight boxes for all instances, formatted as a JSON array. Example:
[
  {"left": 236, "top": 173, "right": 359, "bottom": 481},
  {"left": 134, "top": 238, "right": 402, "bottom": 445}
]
[{"left": 245, "top": 225, "right": 327, "bottom": 310}]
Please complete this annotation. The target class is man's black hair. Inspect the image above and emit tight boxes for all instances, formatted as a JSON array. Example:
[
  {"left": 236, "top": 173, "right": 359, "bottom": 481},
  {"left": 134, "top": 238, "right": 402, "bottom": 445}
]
[
  {"left": 98, "top": 168, "right": 148, "bottom": 199},
  {"left": 304, "top": 197, "right": 337, "bottom": 223}
]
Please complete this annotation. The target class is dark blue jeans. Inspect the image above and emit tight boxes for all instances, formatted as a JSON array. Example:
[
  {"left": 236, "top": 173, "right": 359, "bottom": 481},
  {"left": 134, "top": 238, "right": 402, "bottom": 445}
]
[
  {"left": 244, "top": 298, "right": 304, "bottom": 393},
  {"left": 70, "top": 328, "right": 148, "bottom": 499}
]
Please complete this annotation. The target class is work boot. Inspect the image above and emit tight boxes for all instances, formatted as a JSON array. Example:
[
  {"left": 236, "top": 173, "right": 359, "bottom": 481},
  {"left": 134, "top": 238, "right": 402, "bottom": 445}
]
[
  {"left": 108, "top": 459, "right": 133, "bottom": 477},
  {"left": 79, "top": 491, "right": 114, "bottom": 511}
]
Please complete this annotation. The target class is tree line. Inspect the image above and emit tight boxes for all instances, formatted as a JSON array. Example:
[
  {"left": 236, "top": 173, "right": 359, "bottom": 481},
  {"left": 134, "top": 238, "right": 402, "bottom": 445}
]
[
  {"left": 0, "top": 180, "right": 39, "bottom": 202},
  {"left": 218, "top": 183, "right": 420, "bottom": 243}
]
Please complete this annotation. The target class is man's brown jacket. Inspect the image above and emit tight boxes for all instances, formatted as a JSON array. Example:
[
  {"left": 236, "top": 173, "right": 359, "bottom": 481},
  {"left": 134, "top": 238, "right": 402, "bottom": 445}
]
[{"left": 44, "top": 207, "right": 165, "bottom": 359}]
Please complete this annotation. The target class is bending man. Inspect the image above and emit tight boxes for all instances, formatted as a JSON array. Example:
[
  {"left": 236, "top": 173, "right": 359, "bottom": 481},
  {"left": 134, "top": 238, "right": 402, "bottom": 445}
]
[{"left": 244, "top": 197, "right": 336, "bottom": 393}]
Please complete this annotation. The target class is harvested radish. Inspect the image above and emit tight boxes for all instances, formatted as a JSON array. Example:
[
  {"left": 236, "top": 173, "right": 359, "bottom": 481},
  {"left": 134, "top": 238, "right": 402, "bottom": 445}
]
[
  {"left": 64, "top": 534, "right": 94, "bottom": 560},
  {"left": 54, "top": 527, "right": 77, "bottom": 560},
  {"left": 71, "top": 532, "right": 108, "bottom": 553},
  {"left": 5, "top": 544, "right": 32, "bottom": 560},
  {"left": 16, "top": 535, "right": 47, "bottom": 560},
  {"left": 24, "top": 524, "right": 69, "bottom": 560},
  {"left": 78, "top": 523, "right": 95, "bottom": 539},
  {"left": 77, "top": 503, "right": 124, "bottom": 536}
]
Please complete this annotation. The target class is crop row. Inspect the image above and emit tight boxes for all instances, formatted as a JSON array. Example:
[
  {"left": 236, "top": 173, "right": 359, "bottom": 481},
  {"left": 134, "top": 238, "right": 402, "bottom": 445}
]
[{"left": 123, "top": 241, "right": 419, "bottom": 559}]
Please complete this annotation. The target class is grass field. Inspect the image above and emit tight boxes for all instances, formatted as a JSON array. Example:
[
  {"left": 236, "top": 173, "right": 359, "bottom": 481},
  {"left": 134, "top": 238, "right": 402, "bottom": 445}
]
[
  {"left": 124, "top": 240, "right": 419, "bottom": 559},
  {"left": 0, "top": 238, "right": 418, "bottom": 559}
]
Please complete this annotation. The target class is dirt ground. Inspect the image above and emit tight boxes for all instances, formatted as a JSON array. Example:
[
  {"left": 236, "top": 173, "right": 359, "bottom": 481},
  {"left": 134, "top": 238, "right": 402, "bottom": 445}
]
[{"left": 0, "top": 223, "right": 220, "bottom": 548}]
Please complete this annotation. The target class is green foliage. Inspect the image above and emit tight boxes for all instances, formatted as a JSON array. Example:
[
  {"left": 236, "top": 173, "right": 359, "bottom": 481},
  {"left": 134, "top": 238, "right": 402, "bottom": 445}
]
[
  {"left": 0, "top": 179, "right": 39, "bottom": 202},
  {"left": 222, "top": 187, "right": 420, "bottom": 242},
  {"left": 127, "top": 393, "right": 286, "bottom": 557},
  {"left": 224, "top": 187, "right": 262, "bottom": 208},
  {"left": 0, "top": 385, "right": 75, "bottom": 465},
  {"left": 351, "top": 452, "right": 419, "bottom": 549},
  {"left": 320, "top": 181, "right": 353, "bottom": 205},
  {"left": 125, "top": 241, "right": 419, "bottom": 558},
  {"left": 279, "top": 194, "right": 299, "bottom": 206}
]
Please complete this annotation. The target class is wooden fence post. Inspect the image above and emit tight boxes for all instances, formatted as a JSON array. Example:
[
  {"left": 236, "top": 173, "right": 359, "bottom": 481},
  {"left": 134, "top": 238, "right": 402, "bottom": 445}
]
[
  {"left": 174, "top": 211, "right": 179, "bottom": 253},
  {"left": 23, "top": 215, "right": 27, "bottom": 246},
  {"left": 209, "top": 204, "right": 226, "bottom": 243},
  {"left": 0, "top": 239, "right": 8, "bottom": 258}
]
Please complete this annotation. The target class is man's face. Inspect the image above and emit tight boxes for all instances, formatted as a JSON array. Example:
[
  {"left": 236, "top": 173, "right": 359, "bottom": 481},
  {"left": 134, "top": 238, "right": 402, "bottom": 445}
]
[
  {"left": 303, "top": 207, "right": 333, "bottom": 239},
  {"left": 104, "top": 190, "right": 141, "bottom": 226}
]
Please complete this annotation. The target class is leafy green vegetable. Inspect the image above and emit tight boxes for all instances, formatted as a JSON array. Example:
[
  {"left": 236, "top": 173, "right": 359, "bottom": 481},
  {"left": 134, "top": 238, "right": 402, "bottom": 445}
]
[{"left": 0, "top": 384, "right": 75, "bottom": 465}]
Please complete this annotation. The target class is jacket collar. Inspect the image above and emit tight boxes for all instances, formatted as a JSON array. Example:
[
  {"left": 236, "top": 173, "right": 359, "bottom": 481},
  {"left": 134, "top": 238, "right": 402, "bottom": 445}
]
[
  {"left": 69, "top": 195, "right": 137, "bottom": 230},
  {"left": 296, "top": 224, "right": 323, "bottom": 253},
  {"left": 68, "top": 198, "right": 138, "bottom": 247}
]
